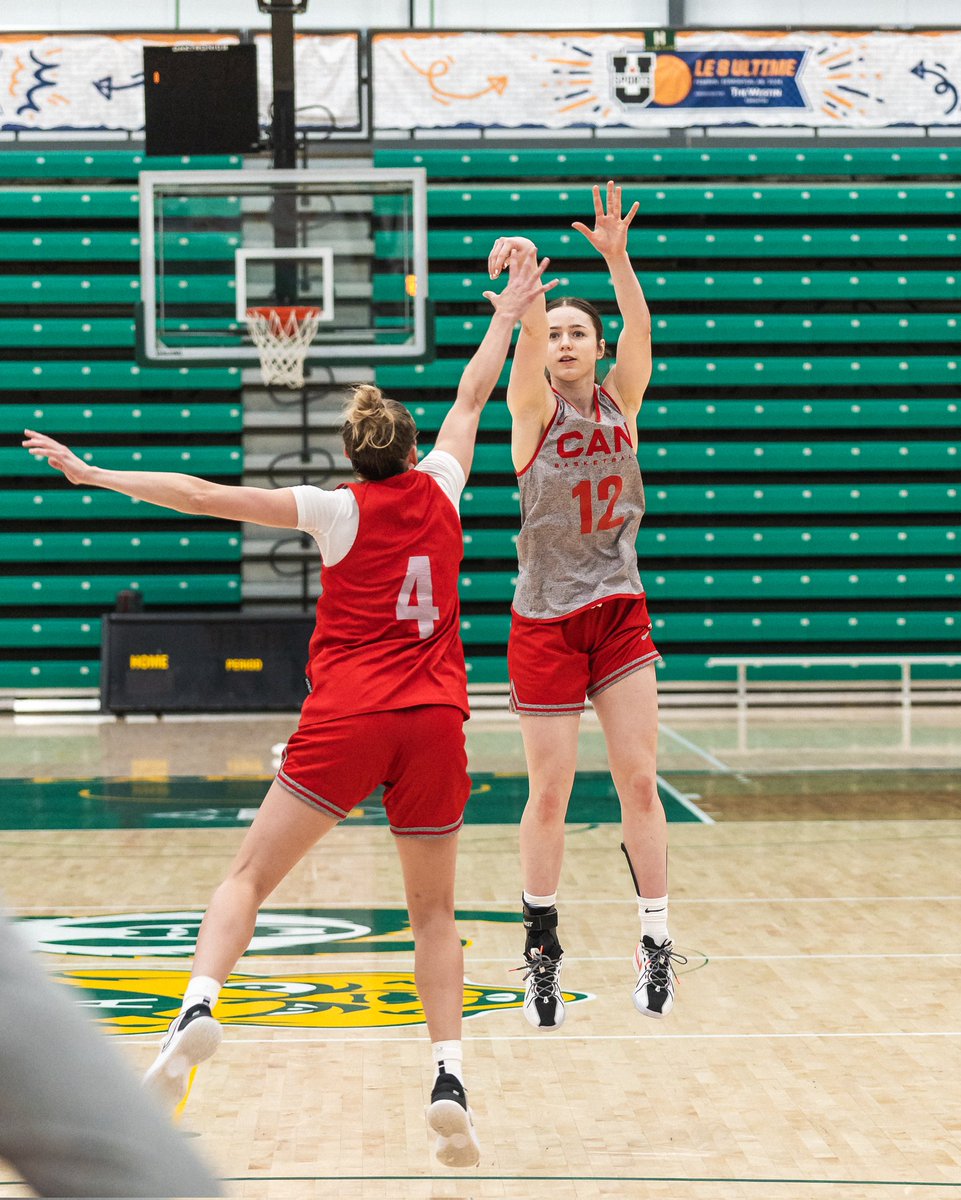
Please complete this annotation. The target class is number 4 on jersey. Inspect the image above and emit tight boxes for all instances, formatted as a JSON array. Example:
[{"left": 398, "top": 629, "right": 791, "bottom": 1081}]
[{"left": 396, "top": 555, "right": 440, "bottom": 638}]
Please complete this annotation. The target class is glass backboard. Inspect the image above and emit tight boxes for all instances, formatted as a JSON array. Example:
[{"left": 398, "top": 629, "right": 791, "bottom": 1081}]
[{"left": 136, "top": 166, "right": 428, "bottom": 367}]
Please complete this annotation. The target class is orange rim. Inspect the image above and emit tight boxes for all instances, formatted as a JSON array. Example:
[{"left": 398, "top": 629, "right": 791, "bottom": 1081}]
[{"left": 246, "top": 305, "right": 321, "bottom": 326}]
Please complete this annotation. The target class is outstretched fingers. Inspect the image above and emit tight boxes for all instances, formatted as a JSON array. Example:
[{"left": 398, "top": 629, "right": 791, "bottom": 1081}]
[
  {"left": 488, "top": 235, "right": 538, "bottom": 280},
  {"left": 591, "top": 183, "right": 605, "bottom": 219},
  {"left": 609, "top": 179, "right": 621, "bottom": 218},
  {"left": 486, "top": 254, "right": 558, "bottom": 312},
  {"left": 488, "top": 237, "right": 511, "bottom": 279},
  {"left": 22, "top": 429, "right": 79, "bottom": 477},
  {"left": 536, "top": 256, "right": 560, "bottom": 296},
  {"left": 22, "top": 428, "right": 57, "bottom": 456}
]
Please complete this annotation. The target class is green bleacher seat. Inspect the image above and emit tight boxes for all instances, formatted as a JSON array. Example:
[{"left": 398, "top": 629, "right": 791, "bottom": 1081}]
[
  {"left": 462, "top": 525, "right": 959, "bottom": 560},
  {"left": 0, "top": 189, "right": 140, "bottom": 219},
  {"left": 0, "top": 532, "right": 241, "bottom": 563},
  {"left": 461, "top": 529, "right": 518, "bottom": 558},
  {"left": 0, "top": 152, "right": 241, "bottom": 179},
  {"left": 643, "top": 567, "right": 958, "bottom": 601},
  {"left": 644, "top": 483, "right": 958, "bottom": 516},
  {"left": 0, "top": 618, "right": 102, "bottom": 648},
  {"left": 0, "top": 661, "right": 100, "bottom": 689},
  {"left": 3, "top": 575, "right": 240, "bottom": 605},
  {"left": 462, "top": 654, "right": 958, "bottom": 687},
  {"left": 651, "top": 610, "right": 960, "bottom": 642},
  {"left": 424, "top": 184, "right": 961, "bottom": 218},
  {"left": 378, "top": 226, "right": 961, "bottom": 261},
  {"left": 375, "top": 145, "right": 961, "bottom": 179},
  {"left": 0, "top": 274, "right": 233, "bottom": 305},
  {"left": 0, "top": 231, "right": 240, "bottom": 262},
  {"left": 376, "top": 269, "right": 961, "bottom": 305},
  {"left": 457, "top": 571, "right": 518, "bottom": 600},
  {"left": 407, "top": 398, "right": 961, "bottom": 434},
  {"left": 0, "top": 491, "right": 223, "bottom": 520},
  {"left": 429, "top": 313, "right": 961, "bottom": 348},
  {"left": 0, "top": 319, "right": 136, "bottom": 348},
  {"left": 463, "top": 656, "right": 508, "bottom": 685},
  {"left": 1, "top": 362, "right": 240, "bottom": 391},
  {"left": 0, "top": 403, "right": 243, "bottom": 435},
  {"left": 459, "top": 609, "right": 960, "bottom": 645},
  {"left": 4, "top": 446, "right": 242, "bottom": 477},
  {"left": 383, "top": 353, "right": 961, "bottom": 389},
  {"left": 0, "top": 190, "right": 240, "bottom": 219},
  {"left": 0, "top": 319, "right": 248, "bottom": 349},
  {"left": 423, "top": 439, "right": 960, "bottom": 474},
  {"left": 455, "top": 482, "right": 956, "bottom": 518},
  {"left": 455, "top": 567, "right": 956, "bottom": 603}
]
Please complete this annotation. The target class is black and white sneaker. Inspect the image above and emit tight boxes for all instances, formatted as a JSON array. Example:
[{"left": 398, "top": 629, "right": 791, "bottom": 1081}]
[
  {"left": 143, "top": 1002, "right": 223, "bottom": 1112},
  {"left": 427, "top": 1071, "right": 480, "bottom": 1168},
  {"left": 632, "top": 936, "right": 686, "bottom": 1018},
  {"left": 521, "top": 947, "right": 566, "bottom": 1030}
]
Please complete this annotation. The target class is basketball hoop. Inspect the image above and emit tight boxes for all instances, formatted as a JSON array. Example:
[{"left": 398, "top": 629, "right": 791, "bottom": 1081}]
[{"left": 245, "top": 305, "right": 321, "bottom": 389}]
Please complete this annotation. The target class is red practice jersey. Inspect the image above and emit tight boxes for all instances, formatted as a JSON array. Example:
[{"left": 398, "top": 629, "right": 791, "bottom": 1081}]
[{"left": 299, "top": 469, "right": 468, "bottom": 725}]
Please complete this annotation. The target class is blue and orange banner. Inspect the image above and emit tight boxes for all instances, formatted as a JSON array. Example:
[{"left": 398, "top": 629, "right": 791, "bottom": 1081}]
[{"left": 372, "top": 28, "right": 961, "bottom": 129}]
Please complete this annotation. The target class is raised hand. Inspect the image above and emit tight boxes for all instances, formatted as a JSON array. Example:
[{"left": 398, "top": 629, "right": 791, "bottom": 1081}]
[
  {"left": 22, "top": 429, "right": 92, "bottom": 485},
  {"left": 484, "top": 253, "right": 559, "bottom": 319},
  {"left": 571, "top": 180, "right": 639, "bottom": 261},
  {"left": 488, "top": 235, "right": 539, "bottom": 280}
]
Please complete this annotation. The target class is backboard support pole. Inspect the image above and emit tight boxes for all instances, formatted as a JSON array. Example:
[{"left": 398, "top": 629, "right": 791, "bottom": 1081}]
[{"left": 263, "top": 0, "right": 303, "bottom": 305}]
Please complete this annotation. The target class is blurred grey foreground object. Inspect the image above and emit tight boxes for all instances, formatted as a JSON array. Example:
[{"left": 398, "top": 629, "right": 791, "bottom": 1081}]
[{"left": 0, "top": 910, "right": 221, "bottom": 1198}]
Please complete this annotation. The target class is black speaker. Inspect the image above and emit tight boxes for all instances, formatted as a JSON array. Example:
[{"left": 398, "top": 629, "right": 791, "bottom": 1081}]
[{"left": 143, "top": 43, "right": 261, "bottom": 156}]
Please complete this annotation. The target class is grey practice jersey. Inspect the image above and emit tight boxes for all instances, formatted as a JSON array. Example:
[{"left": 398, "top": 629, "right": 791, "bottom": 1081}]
[{"left": 513, "top": 386, "right": 646, "bottom": 620}]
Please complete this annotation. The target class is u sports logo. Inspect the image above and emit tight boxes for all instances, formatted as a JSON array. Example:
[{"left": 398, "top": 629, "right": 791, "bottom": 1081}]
[
  {"left": 610, "top": 50, "right": 655, "bottom": 108},
  {"left": 22, "top": 909, "right": 592, "bottom": 1032}
]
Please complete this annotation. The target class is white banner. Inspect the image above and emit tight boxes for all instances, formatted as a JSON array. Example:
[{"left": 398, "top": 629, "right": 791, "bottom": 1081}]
[
  {"left": 0, "top": 32, "right": 360, "bottom": 133},
  {"left": 373, "top": 28, "right": 961, "bottom": 129}
]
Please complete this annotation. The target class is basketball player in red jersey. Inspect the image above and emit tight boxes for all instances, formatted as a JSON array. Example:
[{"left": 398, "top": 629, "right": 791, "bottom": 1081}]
[
  {"left": 487, "top": 183, "right": 684, "bottom": 1031},
  {"left": 22, "top": 249, "right": 557, "bottom": 1170}
]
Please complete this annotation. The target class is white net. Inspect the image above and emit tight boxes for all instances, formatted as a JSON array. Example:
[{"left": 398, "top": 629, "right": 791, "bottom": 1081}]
[{"left": 245, "top": 306, "right": 322, "bottom": 389}]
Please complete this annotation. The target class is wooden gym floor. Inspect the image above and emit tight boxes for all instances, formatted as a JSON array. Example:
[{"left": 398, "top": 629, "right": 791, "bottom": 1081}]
[{"left": 1, "top": 705, "right": 959, "bottom": 1199}]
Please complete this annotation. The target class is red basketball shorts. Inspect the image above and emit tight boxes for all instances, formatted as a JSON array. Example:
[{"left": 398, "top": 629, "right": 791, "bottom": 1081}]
[
  {"left": 508, "top": 595, "right": 661, "bottom": 716},
  {"left": 277, "top": 704, "right": 470, "bottom": 837}
]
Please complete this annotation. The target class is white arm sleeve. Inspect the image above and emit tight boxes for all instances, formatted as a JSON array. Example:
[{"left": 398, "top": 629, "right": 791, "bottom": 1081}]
[
  {"left": 417, "top": 449, "right": 466, "bottom": 511},
  {"left": 290, "top": 484, "right": 359, "bottom": 566}
]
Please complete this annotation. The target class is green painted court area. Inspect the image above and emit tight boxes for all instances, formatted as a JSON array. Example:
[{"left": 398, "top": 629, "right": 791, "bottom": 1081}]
[{"left": 0, "top": 773, "right": 706, "bottom": 830}]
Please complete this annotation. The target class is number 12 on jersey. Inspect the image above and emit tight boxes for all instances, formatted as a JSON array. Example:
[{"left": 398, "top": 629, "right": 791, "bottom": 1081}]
[
  {"left": 396, "top": 555, "right": 440, "bottom": 638},
  {"left": 572, "top": 475, "right": 624, "bottom": 535}
]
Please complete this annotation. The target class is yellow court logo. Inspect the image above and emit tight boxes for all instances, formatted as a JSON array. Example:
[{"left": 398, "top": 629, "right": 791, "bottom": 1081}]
[{"left": 59, "top": 968, "right": 591, "bottom": 1034}]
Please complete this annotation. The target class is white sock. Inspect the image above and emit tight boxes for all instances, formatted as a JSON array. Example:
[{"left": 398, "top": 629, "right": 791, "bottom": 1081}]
[
  {"left": 432, "top": 1039, "right": 464, "bottom": 1085},
  {"left": 523, "top": 890, "right": 557, "bottom": 909},
  {"left": 639, "top": 896, "right": 670, "bottom": 945},
  {"left": 182, "top": 975, "right": 221, "bottom": 1014}
]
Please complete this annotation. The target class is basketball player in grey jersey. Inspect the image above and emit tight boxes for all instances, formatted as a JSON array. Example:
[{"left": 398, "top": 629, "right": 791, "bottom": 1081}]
[{"left": 489, "top": 183, "right": 684, "bottom": 1030}]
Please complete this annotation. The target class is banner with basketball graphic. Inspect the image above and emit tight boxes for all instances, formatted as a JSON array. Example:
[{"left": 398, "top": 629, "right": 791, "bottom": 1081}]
[
  {"left": 0, "top": 32, "right": 360, "bottom": 132},
  {"left": 372, "top": 28, "right": 961, "bottom": 129}
]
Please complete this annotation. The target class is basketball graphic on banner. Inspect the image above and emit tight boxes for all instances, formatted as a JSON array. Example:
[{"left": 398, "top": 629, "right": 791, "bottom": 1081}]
[{"left": 653, "top": 53, "right": 694, "bottom": 105}]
